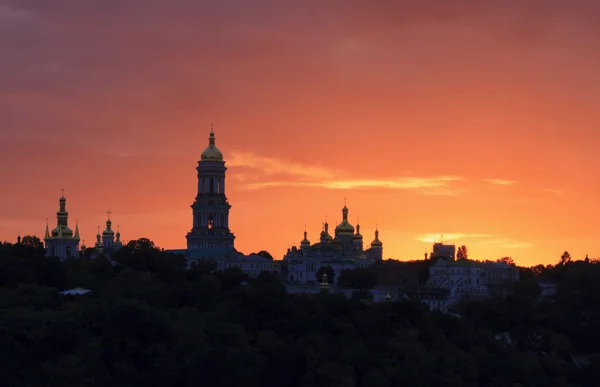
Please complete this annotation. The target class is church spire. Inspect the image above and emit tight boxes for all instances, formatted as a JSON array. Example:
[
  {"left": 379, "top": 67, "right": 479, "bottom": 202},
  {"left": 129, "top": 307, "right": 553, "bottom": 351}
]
[
  {"left": 74, "top": 219, "right": 80, "bottom": 240},
  {"left": 44, "top": 218, "right": 50, "bottom": 240},
  {"left": 95, "top": 225, "right": 101, "bottom": 247}
]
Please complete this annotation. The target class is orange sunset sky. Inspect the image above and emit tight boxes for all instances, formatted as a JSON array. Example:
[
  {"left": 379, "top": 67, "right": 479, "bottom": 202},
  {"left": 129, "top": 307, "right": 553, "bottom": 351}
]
[{"left": 1, "top": 0, "right": 600, "bottom": 266}]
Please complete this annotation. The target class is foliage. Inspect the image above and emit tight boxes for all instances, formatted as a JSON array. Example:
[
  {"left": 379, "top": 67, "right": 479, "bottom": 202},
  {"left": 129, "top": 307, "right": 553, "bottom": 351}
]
[
  {"left": 338, "top": 267, "right": 377, "bottom": 289},
  {"left": 0, "top": 237, "right": 597, "bottom": 386},
  {"left": 253, "top": 250, "right": 274, "bottom": 260},
  {"left": 560, "top": 251, "right": 572, "bottom": 266},
  {"left": 20, "top": 235, "right": 44, "bottom": 251},
  {"left": 498, "top": 256, "right": 515, "bottom": 265},
  {"left": 457, "top": 245, "right": 468, "bottom": 260}
]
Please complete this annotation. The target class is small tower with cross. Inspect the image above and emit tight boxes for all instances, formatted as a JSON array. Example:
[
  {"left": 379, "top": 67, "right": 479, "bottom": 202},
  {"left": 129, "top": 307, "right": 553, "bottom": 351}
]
[{"left": 101, "top": 210, "right": 115, "bottom": 251}]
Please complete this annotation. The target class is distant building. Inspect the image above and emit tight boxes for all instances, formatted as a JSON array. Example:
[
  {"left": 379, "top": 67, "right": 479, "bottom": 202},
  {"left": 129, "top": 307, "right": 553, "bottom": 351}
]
[
  {"left": 44, "top": 193, "right": 80, "bottom": 260},
  {"left": 166, "top": 126, "right": 274, "bottom": 275},
  {"left": 91, "top": 213, "right": 124, "bottom": 256},
  {"left": 426, "top": 258, "right": 519, "bottom": 305},
  {"left": 400, "top": 287, "right": 451, "bottom": 312},
  {"left": 281, "top": 203, "right": 384, "bottom": 284},
  {"left": 430, "top": 242, "right": 456, "bottom": 261}
]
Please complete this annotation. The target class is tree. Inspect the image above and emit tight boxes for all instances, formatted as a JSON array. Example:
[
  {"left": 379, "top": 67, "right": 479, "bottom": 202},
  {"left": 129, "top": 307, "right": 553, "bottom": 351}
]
[
  {"left": 20, "top": 235, "right": 44, "bottom": 251},
  {"left": 253, "top": 250, "right": 274, "bottom": 260},
  {"left": 316, "top": 265, "right": 335, "bottom": 284},
  {"left": 126, "top": 238, "right": 159, "bottom": 252},
  {"left": 338, "top": 267, "right": 377, "bottom": 289},
  {"left": 559, "top": 251, "right": 571, "bottom": 266},
  {"left": 457, "top": 245, "right": 468, "bottom": 260},
  {"left": 497, "top": 257, "right": 515, "bottom": 266}
]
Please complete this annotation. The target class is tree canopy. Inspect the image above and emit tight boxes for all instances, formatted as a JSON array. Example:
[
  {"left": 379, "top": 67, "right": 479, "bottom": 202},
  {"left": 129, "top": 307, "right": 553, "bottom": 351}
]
[{"left": 0, "top": 237, "right": 597, "bottom": 387}]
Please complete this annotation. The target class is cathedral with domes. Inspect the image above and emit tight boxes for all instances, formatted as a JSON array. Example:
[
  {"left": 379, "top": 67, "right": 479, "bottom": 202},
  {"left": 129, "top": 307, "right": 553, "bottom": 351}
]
[{"left": 283, "top": 201, "right": 384, "bottom": 284}]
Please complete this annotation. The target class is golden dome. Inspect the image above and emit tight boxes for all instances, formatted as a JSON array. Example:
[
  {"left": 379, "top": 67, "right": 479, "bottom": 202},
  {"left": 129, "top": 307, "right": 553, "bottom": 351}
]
[
  {"left": 301, "top": 230, "right": 310, "bottom": 247},
  {"left": 52, "top": 225, "right": 73, "bottom": 238},
  {"left": 336, "top": 220, "right": 354, "bottom": 235},
  {"left": 353, "top": 223, "right": 363, "bottom": 240},
  {"left": 335, "top": 204, "right": 354, "bottom": 235},
  {"left": 200, "top": 129, "right": 223, "bottom": 161},
  {"left": 371, "top": 229, "right": 382, "bottom": 248}
]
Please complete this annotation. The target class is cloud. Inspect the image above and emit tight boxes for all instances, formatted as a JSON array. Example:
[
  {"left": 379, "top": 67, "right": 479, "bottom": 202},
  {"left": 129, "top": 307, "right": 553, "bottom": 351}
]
[
  {"left": 482, "top": 178, "right": 517, "bottom": 186},
  {"left": 540, "top": 188, "right": 563, "bottom": 195},
  {"left": 415, "top": 233, "right": 531, "bottom": 249},
  {"left": 230, "top": 152, "right": 462, "bottom": 192},
  {"left": 416, "top": 233, "right": 494, "bottom": 243},
  {"left": 228, "top": 151, "right": 336, "bottom": 180}
]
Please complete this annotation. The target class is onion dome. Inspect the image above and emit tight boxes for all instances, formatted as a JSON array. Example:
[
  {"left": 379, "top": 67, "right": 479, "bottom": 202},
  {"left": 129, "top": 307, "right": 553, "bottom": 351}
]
[
  {"left": 300, "top": 229, "right": 310, "bottom": 248},
  {"left": 52, "top": 225, "right": 73, "bottom": 238},
  {"left": 353, "top": 222, "right": 363, "bottom": 241},
  {"left": 114, "top": 225, "right": 123, "bottom": 246},
  {"left": 320, "top": 221, "right": 333, "bottom": 242},
  {"left": 95, "top": 226, "right": 102, "bottom": 247},
  {"left": 52, "top": 192, "right": 73, "bottom": 238},
  {"left": 335, "top": 204, "right": 354, "bottom": 235},
  {"left": 200, "top": 125, "right": 223, "bottom": 161},
  {"left": 371, "top": 228, "right": 382, "bottom": 248},
  {"left": 103, "top": 212, "right": 114, "bottom": 236}
]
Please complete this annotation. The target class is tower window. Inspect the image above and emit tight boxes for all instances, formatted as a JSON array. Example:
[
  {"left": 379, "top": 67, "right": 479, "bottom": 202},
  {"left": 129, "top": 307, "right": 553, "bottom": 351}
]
[
  {"left": 210, "top": 179, "right": 214, "bottom": 194},
  {"left": 208, "top": 214, "right": 214, "bottom": 229}
]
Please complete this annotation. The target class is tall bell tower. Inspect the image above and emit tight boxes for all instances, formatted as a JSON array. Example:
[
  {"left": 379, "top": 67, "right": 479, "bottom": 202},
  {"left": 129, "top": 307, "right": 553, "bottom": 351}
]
[{"left": 186, "top": 126, "right": 235, "bottom": 258}]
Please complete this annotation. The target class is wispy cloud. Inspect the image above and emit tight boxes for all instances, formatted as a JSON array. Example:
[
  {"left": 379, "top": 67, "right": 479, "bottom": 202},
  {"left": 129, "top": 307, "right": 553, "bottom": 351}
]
[
  {"left": 482, "top": 178, "right": 517, "bottom": 186},
  {"left": 540, "top": 188, "right": 563, "bottom": 195},
  {"left": 230, "top": 152, "right": 462, "bottom": 192},
  {"left": 416, "top": 233, "right": 494, "bottom": 243},
  {"left": 228, "top": 151, "right": 336, "bottom": 180},
  {"left": 416, "top": 233, "right": 531, "bottom": 249}
]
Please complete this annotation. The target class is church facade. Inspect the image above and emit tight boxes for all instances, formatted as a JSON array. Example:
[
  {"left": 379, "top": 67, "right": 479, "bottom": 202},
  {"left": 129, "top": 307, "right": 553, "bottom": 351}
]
[
  {"left": 44, "top": 193, "right": 80, "bottom": 260},
  {"left": 283, "top": 204, "right": 384, "bottom": 284}
]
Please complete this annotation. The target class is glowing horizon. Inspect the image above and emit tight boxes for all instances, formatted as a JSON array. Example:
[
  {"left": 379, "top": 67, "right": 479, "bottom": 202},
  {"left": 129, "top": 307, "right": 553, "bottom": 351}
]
[{"left": 2, "top": 1, "right": 600, "bottom": 266}]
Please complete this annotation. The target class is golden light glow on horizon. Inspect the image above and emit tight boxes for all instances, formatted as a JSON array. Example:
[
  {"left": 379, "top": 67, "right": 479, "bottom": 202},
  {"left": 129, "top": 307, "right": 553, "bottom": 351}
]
[{"left": 1, "top": 1, "right": 599, "bottom": 266}]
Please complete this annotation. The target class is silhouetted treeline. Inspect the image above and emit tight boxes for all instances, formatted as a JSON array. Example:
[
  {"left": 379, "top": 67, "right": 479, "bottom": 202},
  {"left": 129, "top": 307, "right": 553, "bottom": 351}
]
[{"left": 0, "top": 238, "right": 598, "bottom": 387}]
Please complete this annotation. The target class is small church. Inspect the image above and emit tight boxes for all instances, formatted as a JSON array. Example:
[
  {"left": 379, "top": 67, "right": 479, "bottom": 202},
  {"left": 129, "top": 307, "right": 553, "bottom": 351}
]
[
  {"left": 89, "top": 211, "right": 124, "bottom": 256},
  {"left": 44, "top": 191, "right": 80, "bottom": 260},
  {"left": 44, "top": 191, "right": 125, "bottom": 259}
]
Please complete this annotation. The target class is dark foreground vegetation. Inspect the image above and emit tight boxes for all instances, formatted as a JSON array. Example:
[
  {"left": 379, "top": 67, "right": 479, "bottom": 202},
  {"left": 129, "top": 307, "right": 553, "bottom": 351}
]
[{"left": 0, "top": 237, "right": 599, "bottom": 387}]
